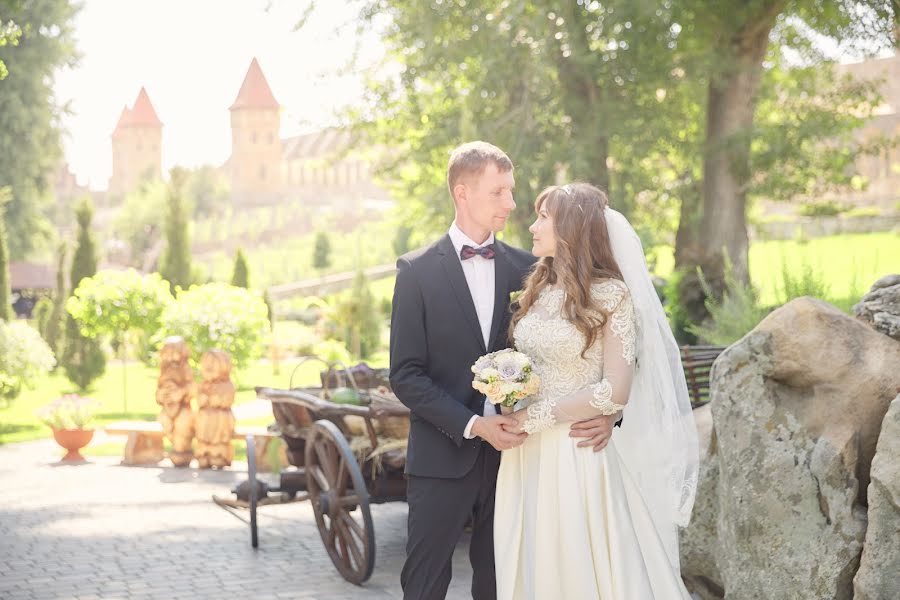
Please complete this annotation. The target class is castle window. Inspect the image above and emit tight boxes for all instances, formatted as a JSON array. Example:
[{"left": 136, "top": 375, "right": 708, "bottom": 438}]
[
  {"left": 267, "top": 133, "right": 274, "bottom": 145},
  {"left": 259, "top": 165, "right": 266, "bottom": 180},
  {"left": 251, "top": 132, "right": 258, "bottom": 144}
]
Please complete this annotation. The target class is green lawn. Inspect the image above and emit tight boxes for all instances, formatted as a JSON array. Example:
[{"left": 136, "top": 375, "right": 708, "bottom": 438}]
[
  {"left": 0, "top": 353, "right": 389, "bottom": 446},
  {"left": 651, "top": 232, "right": 899, "bottom": 307}
]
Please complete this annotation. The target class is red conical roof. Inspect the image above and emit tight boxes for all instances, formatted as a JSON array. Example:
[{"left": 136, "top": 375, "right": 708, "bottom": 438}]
[
  {"left": 111, "top": 105, "right": 132, "bottom": 137},
  {"left": 230, "top": 58, "right": 279, "bottom": 110},
  {"left": 129, "top": 87, "right": 162, "bottom": 127}
]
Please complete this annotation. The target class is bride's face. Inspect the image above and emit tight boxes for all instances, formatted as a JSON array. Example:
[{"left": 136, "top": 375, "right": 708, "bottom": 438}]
[{"left": 528, "top": 206, "right": 556, "bottom": 257}]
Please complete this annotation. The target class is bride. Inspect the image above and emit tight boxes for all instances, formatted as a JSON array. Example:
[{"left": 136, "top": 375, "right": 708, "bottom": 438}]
[{"left": 494, "top": 183, "right": 698, "bottom": 599}]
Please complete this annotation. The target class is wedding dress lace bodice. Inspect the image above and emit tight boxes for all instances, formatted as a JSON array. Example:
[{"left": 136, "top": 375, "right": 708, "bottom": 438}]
[{"left": 512, "top": 279, "right": 637, "bottom": 434}]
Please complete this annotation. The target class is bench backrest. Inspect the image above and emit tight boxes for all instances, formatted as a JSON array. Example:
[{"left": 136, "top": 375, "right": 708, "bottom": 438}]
[{"left": 680, "top": 345, "right": 726, "bottom": 407}]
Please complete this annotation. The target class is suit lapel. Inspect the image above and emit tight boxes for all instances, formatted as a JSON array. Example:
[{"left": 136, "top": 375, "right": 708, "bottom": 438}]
[
  {"left": 438, "top": 235, "right": 487, "bottom": 353},
  {"left": 488, "top": 242, "right": 511, "bottom": 351}
]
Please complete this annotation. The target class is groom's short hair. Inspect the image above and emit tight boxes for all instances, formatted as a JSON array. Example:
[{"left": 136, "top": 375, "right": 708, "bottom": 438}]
[{"left": 447, "top": 141, "right": 513, "bottom": 199}]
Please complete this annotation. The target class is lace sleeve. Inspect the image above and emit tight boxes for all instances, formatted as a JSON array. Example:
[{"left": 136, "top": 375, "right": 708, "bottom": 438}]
[{"left": 519, "top": 282, "right": 636, "bottom": 434}]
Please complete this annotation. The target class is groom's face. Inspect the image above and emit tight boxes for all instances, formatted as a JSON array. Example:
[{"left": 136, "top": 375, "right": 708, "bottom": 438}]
[{"left": 460, "top": 163, "right": 516, "bottom": 233}]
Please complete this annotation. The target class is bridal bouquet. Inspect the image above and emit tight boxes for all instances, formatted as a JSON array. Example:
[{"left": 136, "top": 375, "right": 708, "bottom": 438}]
[{"left": 471, "top": 348, "right": 541, "bottom": 408}]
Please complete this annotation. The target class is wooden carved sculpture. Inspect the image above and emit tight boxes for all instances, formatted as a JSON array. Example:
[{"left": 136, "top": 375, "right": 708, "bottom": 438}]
[
  {"left": 195, "top": 349, "right": 236, "bottom": 468},
  {"left": 156, "top": 337, "right": 195, "bottom": 467}
]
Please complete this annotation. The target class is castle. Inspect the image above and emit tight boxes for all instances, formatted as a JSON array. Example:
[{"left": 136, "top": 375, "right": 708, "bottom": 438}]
[{"left": 107, "top": 58, "right": 387, "bottom": 206}]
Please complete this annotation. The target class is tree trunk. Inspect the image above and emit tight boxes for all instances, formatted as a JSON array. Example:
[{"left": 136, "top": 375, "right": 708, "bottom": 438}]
[{"left": 698, "top": 6, "right": 782, "bottom": 285}]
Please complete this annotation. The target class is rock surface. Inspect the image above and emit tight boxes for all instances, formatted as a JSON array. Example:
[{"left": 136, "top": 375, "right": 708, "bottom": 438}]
[
  {"left": 853, "top": 394, "right": 900, "bottom": 600},
  {"left": 854, "top": 273, "right": 900, "bottom": 341},
  {"left": 680, "top": 297, "right": 900, "bottom": 600}
]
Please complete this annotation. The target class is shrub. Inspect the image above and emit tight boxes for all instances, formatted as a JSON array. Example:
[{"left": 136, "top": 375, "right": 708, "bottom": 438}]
[
  {"left": 689, "top": 259, "right": 771, "bottom": 346},
  {"left": 159, "top": 283, "right": 269, "bottom": 370},
  {"left": 798, "top": 200, "right": 848, "bottom": 217},
  {"left": 0, "top": 321, "right": 55, "bottom": 402},
  {"left": 775, "top": 258, "right": 829, "bottom": 305}
]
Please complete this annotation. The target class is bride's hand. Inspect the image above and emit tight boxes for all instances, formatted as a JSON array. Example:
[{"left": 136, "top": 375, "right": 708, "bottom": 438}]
[{"left": 501, "top": 409, "right": 527, "bottom": 434}]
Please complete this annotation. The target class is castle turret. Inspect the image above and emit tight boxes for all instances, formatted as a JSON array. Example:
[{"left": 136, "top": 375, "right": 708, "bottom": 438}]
[
  {"left": 109, "top": 87, "right": 163, "bottom": 195},
  {"left": 228, "top": 58, "right": 282, "bottom": 197}
]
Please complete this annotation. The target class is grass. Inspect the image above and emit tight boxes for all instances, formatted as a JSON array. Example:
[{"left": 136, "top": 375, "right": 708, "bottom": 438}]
[
  {"left": 651, "top": 232, "right": 899, "bottom": 308},
  {"left": 0, "top": 353, "right": 389, "bottom": 446}
]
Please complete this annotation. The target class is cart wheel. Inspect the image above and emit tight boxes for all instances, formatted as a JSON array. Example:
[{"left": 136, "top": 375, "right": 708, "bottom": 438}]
[
  {"left": 305, "top": 419, "right": 375, "bottom": 585},
  {"left": 246, "top": 435, "right": 259, "bottom": 549}
]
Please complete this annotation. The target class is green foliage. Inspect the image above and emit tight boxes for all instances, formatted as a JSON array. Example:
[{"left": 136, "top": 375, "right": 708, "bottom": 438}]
[
  {"left": 663, "top": 269, "right": 698, "bottom": 345},
  {"left": 798, "top": 200, "right": 849, "bottom": 217},
  {"left": 184, "top": 165, "right": 230, "bottom": 218},
  {"left": 775, "top": 258, "right": 830, "bottom": 305},
  {"left": 313, "top": 231, "right": 332, "bottom": 271},
  {"left": 159, "top": 169, "right": 192, "bottom": 294},
  {"left": 331, "top": 269, "right": 381, "bottom": 360},
  {"left": 114, "top": 180, "right": 167, "bottom": 266},
  {"left": 0, "top": 17, "right": 22, "bottom": 80},
  {"left": 231, "top": 248, "right": 250, "bottom": 288},
  {"left": 392, "top": 226, "right": 412, "bottom": 258},
  {"left": 65, "top": 269, "right": 173, "bottom": 342},
  {"left": 346, "top": 1, "right": 684, "bottom": 243},
  {"left": 159, "top": 283, "right": 269, "bottom": 371},
  {"left": 44, "top": 241, "right": 67, "bottom": 357},
  {"left": 61, "top": 197, "right": 105, "bottom": 391},
  {"left": 0, "top": 320, "right": 55, "bottom": 402},
  {"left": 688, "top": 258, "right": 771, "bottom": 346},
  {"left": 33, "top": 296, "right": 52, "bottom": 338},
  {"left": 0, "top": 0, "right": 79, "bottom": 259},
  {"left": 313, "top": 338, "right": 352, "bottom": 366},
  {"left": 0, "top": 190, "right": 10, "bottom": 321},
  {"left": 262, "top": 289, "right": 274, "bottom": 330}
]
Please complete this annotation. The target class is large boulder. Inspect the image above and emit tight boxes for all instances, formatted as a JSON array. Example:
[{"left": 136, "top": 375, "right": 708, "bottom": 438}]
[
  {"left": 688, "top": 297, "right": 900, "bottom": 600},
  {"left": 680, "top": 403, "right": 724, "bottom": 599},
  {"left": 854, "top": 394, "right": 900, "bottom": 599},
  {"left": 854, "top": 274, "right": 900, "bottom": 341}
]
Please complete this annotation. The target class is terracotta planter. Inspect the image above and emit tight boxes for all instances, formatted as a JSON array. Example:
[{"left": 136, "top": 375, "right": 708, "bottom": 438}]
[{"left": 52, "top": 428, "right": 94, "bottom": 462}]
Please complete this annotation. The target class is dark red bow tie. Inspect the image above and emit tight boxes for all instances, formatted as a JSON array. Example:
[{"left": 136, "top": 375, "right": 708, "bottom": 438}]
[{"left": 460, "top": 244, "right": 496, "bottom": 260}]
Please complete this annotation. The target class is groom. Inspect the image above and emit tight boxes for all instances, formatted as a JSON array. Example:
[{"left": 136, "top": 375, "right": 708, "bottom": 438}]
[{"left": 389, "top": 141, "right": 617, "bottom": 600}]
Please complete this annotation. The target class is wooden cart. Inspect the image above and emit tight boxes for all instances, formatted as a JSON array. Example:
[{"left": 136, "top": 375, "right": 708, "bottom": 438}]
[{"left": 214, "top": 358, "right": 410, "bottom": 585}]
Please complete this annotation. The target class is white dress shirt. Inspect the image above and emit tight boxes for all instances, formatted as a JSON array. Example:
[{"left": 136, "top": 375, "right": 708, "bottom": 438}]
[{"left": 447, "top": 222, "right": 498, "bottom": 440}]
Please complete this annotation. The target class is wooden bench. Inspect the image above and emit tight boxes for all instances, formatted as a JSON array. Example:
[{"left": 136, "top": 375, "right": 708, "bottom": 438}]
[
  {"left": 679, "top": 345, "right": 726, "bottom": 407},
  {"left": 103, "top": 420, "right": 281, "bottom": 469}
]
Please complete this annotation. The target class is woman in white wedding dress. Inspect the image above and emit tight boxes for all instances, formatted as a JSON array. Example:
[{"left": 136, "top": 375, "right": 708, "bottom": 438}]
[{"left": 494, "top": 183, "right": 698, "bottom": 600}]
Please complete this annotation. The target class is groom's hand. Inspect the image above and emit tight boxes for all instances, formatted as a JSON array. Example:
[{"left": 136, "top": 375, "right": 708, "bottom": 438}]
[
  {"left": 570, "top": 413, "right": 618, "bottom": 452},
  {"left": 472, "top": 415, "right": 527, "bottom": 451}
]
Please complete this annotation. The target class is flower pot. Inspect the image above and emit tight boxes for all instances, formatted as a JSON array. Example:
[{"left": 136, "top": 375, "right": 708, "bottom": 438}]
[{"left": 52, "top": 428, "right": 94, "bottom": 462}]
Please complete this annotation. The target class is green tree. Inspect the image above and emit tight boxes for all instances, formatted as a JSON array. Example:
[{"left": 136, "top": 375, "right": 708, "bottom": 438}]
[
  {"left": 66, "top": 269, "right": 173, "bottom": 410},
  {"left": 231, "top": 247, "right": 250, "bottom": 288},
  {"left": 33, "top": 296, "right": 52, "bottom": 337},
  {"left": 343, "top": 1, "right": 683, "bottom": 244},
  {"left": 333, "top": 268, "right": 381, "bottom": 360},
  {"left": 0, "top": 16, "right": 22, "bottom": 80},
  {"left": 45, "top": 241, "right": 67, "bottom": 357},
  {"left": 0, "top": 189, "right": 11, "bottom": 321},
  {"left": 159, "top": 168, "right": 192, "bottom": 294},
  {"left": 184, "top": 165, "right": 230, "bottom": 218},
  {"left": 0, "top": 320, "right": 55, "bottom": 405},
  {"left": 674, "top": 0, "right": 896, "bottom": 285},
  {"left": 0, "top": 0, "right": 80, "bottom": 259},
  {"left": 114, "top": 179, "right": 167, "bottom": 268},
  {"left": 313, "top": 230, "right": 332, "bottom": 271},
  {"left": 159, "top": 283, "right": 269, "bottom": 371},
  {"left": 61, "top": 197, "right": 105, "bottom": 391}
]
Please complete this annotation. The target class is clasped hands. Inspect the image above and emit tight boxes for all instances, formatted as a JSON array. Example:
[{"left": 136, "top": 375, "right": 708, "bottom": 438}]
[{"left": 472, "top": 410, "right": 618, "bottom": 452}]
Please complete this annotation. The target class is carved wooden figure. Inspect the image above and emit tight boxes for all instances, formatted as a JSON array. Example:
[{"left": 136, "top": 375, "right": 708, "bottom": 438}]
[
  {"left": 156, "top": 337, "right": 195, "bottom": 467},
  {"left": 195, "top": 349, "right": 236, "bottom": 468}
]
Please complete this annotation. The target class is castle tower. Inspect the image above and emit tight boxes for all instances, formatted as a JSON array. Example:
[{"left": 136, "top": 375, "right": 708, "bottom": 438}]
[
  {"left": 109, "top": 87, "right": 163, "bottom": 195},
  {"left": 228, "top": 58, "right": 282, "bottom": 197}
]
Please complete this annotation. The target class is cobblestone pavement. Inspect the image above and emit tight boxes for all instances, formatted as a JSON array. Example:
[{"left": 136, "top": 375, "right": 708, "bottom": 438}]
[{"left": 0, "top": 439, "right": 475, "bottom": 600}]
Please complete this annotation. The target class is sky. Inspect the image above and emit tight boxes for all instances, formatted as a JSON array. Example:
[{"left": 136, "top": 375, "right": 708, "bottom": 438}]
[{"left": 54, "top": 0, "right": 380, "bottom": 191}]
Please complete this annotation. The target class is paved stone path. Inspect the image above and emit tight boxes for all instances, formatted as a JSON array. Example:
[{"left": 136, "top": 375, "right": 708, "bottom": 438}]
[{"left": 0, "top": 439, "right": 475, "bottom": 600}]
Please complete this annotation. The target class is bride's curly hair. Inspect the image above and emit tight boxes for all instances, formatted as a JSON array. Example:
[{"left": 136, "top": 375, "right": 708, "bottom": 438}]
[{"left": 509, "top": 183, "right": 624, "bottom": 358}]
